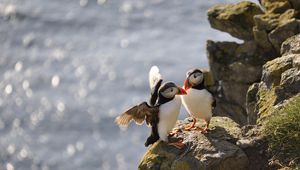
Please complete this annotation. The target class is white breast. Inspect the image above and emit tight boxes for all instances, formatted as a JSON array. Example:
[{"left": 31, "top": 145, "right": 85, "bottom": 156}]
[
  {"left": 181, "top": 88, "right": 213, "bottom": 121},
  {"left": 157, "top": 96, "right": 181, "bottom": 142}
]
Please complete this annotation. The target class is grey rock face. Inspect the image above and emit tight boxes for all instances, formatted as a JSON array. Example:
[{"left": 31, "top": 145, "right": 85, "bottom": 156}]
[
  {"left": 281, "top": 34, "right": 300, "bottom": 55},
  {"left": 206, "top": 40, "right": 269, "bottom": 125},
  {"left": 246, "top": 34, "right": 300, "bottom": 124},
  {"left": 138, "top": 117, "right": 249, "bottom": 170},
  {"left": 268, "top": 19, "right": 300, "bottom": 52},
  {"left": 207, "top": 1, "right": 263, "bottom": 40},
  {"left": 207, "top": 0, "right": 300, "bottom": 125}
]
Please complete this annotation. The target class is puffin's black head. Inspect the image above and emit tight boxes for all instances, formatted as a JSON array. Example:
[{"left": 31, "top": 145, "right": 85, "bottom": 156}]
[
  {"left": 184, "top": 69, "right": 204, "bottom": 90},
  {"left": 157, "top": 82, "right": 186, "bottom": 105}
]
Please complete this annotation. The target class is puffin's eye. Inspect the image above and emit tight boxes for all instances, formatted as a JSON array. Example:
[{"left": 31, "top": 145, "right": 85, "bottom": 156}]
[
  {"left": 161, "top": 87, "right": 177, "bottom": 98},
  {"left": 189, "top": 72, "right": 203, "bottom": 85}
]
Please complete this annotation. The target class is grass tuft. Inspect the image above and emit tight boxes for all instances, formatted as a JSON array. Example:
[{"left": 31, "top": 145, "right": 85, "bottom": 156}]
[{"left": 264, "top": 95, "right": 300, "bottom": 168}]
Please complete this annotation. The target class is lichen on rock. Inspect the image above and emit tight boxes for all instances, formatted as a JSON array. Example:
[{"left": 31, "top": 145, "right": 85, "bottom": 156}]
[
  {"left": 138, "top": 117, "right": 248, "bottom": 170},
  {"left": 281, "top": 33, "right": 300, "bottom": 54},
  {"left": 260, "top": 0, "right": 292, "bottom": 14},
  {"left": 268, "top": 19, "right": 300, "bottom": 52},
  {"left": 246, "top": 34, "right": 300, "bottom": 124},
  {"left": 208, "top": 1, "right": 263, "bottom": 40},
  {"left": 206, "top": 0, "right": 300, "bottom": 126},
  {"left": 206, "top": 40, "right": 271, "bottom": 125}
]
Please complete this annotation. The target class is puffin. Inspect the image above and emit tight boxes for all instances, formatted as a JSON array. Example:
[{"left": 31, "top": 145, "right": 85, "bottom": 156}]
[
  {"left": 115, "top": 66, "right": 187, "bottom": 148},
  {"left": 181, "top": 69, "right": 216, "bottom": 132}
]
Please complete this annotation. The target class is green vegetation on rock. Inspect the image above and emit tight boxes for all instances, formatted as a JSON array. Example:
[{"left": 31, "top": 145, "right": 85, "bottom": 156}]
[
  {"left": 261, "top": 0, "right": 292, "bottom": 14},
  {"left": 263, "top": 95, "right": 300, "bottom": 167},
  {"left": 138, "top": 117, "right": 248, "bottom": 170},
  {"left": 208, "top": 1, "right": 263, "bottom": 40},
  {"left": 255, "top": 84, "right": 277, "bottom": 123}
]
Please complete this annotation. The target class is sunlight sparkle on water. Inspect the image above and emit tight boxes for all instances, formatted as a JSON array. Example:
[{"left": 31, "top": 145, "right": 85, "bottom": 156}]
[
  {"left": 7, "top": 144, "right": 15, "bottom": 155},
  {"left": 56, "top": 101, "right": 65, "bottom": 112},
  {"left": 5, "top": 84, "right": 13, "bottom": 95},
  {"left": 97, "top": 0, "right": 106, "bottom": 5},
  {"left": 51, "top": 75, "right": 60, "bottom": 87},
  {"left": 52, "top": 49, "right": 65, "bottom": 60},
  {"left": 14, "top": 61, "right": 23, "bottom": 72},
  {"left": 79, "top": 0, "right": 88, "bottom": 7},
  {"left": 3, "top": 4, "right": 16, "bottom": 17},
  {"left": 67, "top": 144, "right": 76, "bottom": 156},
  {"left": 19, "top": 148, "right": 29, "bottom": 160},
  {"left": 22, "top": 33, "right": 35, "bottom": 47},
  {"left": 120, "top": 2, "right": 133, "bottom": 13},
  {"left": 6, "top": 163, "right": 14, "bottom": 170},
  {"left": 120, "top": 39, "right": 129, "bottom": 48},
  {"left": 22, "top": 80, "right": 30, "bottom": 90}
]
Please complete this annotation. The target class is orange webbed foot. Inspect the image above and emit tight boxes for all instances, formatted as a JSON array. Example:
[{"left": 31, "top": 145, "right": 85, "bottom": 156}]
[
  {"left": 168, "top": 128, "right": 181, "bottom": 137},
  {"left": 183, "top": 117, "right": 196, "bottom": 131},
  {"left": 168, "top": 139, "right": 185, "bottom": 149}
]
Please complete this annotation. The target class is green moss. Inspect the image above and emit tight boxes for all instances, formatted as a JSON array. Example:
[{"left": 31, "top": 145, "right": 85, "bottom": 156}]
[
  {"left": 207, "top": 1, "right": 262, "bottom": 40},
  {"left": 257, "top": 85, "right": 277, "bottom": 124},
  {"left": 203, "top": 70, "right": 215, "bottom": 87},
  {"left": 261, "top": 0, "right": 291, "bottom": 14},
  {"left": 139, "top": 117, "right": 246, "bottom": 169},
  {"left": 263, "top": 56, "right": 294, "bottom": 86},
  {"left": 139, "top": 142, "right": 177, "bottom": 170},
  {"left": 209, "top": 117, "right": 242, "bottom": 140},
  {"left": 263, "top": 95, "right": 300, "bottom": 167},
  {"left": 172, "top": 161, "right": 191, "bottom": 170}
]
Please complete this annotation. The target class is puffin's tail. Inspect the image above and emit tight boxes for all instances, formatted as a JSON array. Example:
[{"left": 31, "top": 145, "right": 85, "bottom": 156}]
[
  {"left": 145, "top": 125, "right": 160, "bottom": 147},
  {"left": 149, "top": 65, "right": 162, "bottom": 90}
]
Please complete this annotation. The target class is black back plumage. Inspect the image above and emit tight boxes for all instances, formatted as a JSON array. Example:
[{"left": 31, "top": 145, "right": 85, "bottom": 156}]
[
  {"left": 146, "top": 79, "right": 164, "bottom": 146},
  {"left": 146, "top": 82, "right": 178, "bottom": 146},
  {"left": 149, "top": 79, "right": 163, "bottom": 106}
]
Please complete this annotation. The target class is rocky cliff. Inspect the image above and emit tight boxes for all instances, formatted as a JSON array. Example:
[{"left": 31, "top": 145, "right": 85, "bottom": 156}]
[
  {"left": 139, "top": 1, "right": 300, "bottom": 169},
  {"left": 247, "top": 34, "right": 300, "bottom": 124},
  {"left": 207, "top": 0, "right": 300, "bottom": 125}
]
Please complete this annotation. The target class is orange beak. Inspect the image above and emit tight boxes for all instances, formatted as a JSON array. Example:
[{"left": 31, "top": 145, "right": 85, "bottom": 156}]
[
  {"left": 183, "top": 79, "right": 190, "bottom": 90},
  {"left": 176, "top": 86, "right": 187, "bottom": 95}
]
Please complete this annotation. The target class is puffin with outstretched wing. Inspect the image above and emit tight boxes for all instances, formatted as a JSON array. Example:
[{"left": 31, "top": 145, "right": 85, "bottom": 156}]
[{"left": 115, "top": 66, "right": 186, "bottom": 148}]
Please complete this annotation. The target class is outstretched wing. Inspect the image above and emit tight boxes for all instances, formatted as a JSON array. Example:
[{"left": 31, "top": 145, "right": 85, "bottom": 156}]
[
  {"left": 149, "top": 66, "right": 163, "bottom": 106},
  {"left": 115, "top": 102, "right": 159, "bottom": 127}
]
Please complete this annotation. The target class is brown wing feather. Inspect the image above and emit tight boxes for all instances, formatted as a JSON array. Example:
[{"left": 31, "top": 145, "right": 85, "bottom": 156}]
[
  {"left": 115, "top": 102, "right": 159, "bottom": 127},
  {"left": 115, "top": 105, "right": 138, "bottom": 126}
]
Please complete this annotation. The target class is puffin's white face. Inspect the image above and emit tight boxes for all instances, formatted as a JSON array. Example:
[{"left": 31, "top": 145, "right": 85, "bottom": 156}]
[
  {"left": 188, "top": 72, "right": 204, "bottom": 86},
  {"left": 161, "top": 86, "right": 179, "bottom": 99}
]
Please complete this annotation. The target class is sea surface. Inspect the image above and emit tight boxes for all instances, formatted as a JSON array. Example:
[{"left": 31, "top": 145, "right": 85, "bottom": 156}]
[{"left": 0, "top": 0, "right": 255, "bottom": 169}]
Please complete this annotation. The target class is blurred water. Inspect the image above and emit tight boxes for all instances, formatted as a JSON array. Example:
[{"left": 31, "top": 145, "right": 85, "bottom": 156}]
[{"left": 0, "top": 0, "right": 255, "bottom": 169}]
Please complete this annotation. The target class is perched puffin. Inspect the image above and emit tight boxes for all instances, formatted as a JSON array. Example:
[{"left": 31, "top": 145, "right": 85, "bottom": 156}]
[
  {"left": 181, "top": 69, "right": 216, "bottom": 132},
  {"left": 115, "top": 66, "right": 187, "bottom": 148}
]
